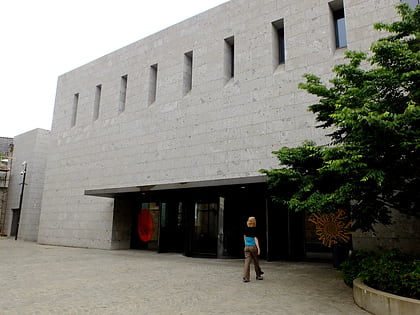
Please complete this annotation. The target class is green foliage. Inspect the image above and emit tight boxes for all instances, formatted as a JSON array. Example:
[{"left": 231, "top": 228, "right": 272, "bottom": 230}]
[
  {"left": 340, "top": 251, "right": 371, "bottom": 286},
  {"left": 340, "top": 250, "right": 420, "bottom": 299},
  {"left": 260, "top": 142, "right": 351, "bottom": 215},
  {"left": 262, "top": 4, "right": 420, "bottom": 231}
]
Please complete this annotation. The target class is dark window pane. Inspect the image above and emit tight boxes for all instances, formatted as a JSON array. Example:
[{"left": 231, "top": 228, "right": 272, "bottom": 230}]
[{"left": 278, "top": 28, "right": 285, "bottom": 64}]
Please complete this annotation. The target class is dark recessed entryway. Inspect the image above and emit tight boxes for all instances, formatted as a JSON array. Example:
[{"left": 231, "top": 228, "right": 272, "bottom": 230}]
[{"left": 86, "top": 176, "right": 313, "bottom": 261}]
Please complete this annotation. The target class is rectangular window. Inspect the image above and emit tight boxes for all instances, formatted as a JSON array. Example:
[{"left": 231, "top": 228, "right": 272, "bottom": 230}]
[
  {"left": 71, "top": 93, "right": 79, "bottom": 127},
  {"left": 224, "top": 36, "right": 234, "bottom": 81},
  {"left": 402, "top": 0, "right": 419, "bottom": 9},
  {"left": 272, "top": 19, "right": 285, "bottom": 67},
  {"left": 149, "top": 64, "right": 158, "bottom": 104},
  {"left": 93, "top": 84, "right": 101, "bottom": 121},
  {"left": 333, "top": 9, "right": 347, "bottom": 48},
  {"left": 119, "top": 75, "right": 128, "bottom": 113},
  {"left": 183, "top": 51, "right": 193, "bottom": 95},
  {"left": 330, "top": 1, "right": 347, "bottom": 48}
]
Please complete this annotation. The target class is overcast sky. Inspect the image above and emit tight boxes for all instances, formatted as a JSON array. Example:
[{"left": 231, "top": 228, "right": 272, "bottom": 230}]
[{"left": 0, "top": 0, "right": 228, "bottom": 138}]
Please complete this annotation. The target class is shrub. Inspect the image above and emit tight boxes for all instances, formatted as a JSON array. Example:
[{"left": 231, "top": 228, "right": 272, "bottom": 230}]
[
  {"left": 340, "top": 250, "right": 420, "bottom": 299},
  {"left": 340, "top": 251, "right": 370, "bottom": 287}
]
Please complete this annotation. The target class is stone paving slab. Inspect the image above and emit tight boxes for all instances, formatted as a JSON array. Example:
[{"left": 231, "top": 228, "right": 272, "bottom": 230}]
[{"left": 0, "top": 238, "right": 367, "bottom": 314}]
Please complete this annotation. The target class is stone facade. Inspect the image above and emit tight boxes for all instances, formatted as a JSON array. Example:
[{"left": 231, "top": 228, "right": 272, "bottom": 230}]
[
  {"left": 37, "top": 0, "right": 403, "bottom": 250},
  {"left": 353, "top": 210, "right": 420, "bottom": 255},
  {"left": 5, "top": 129, "right": 50, "bottom": 241}
]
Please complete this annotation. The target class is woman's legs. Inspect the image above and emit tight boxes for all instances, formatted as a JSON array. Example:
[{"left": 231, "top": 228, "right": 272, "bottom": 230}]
[
  {"left": 244, "top": 246, "right": 263, "bottom": 281},
  {"left": 243, "top": 246, "right": 252, "bottom": 280},
  {"left": 249, "top": 248, "right": 263, "bottom": 278}
]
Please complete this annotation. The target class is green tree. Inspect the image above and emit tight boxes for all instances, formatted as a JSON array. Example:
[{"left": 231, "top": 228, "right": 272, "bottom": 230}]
[{"left": 261, "top": 4, "right": 420, "bottom": 231}]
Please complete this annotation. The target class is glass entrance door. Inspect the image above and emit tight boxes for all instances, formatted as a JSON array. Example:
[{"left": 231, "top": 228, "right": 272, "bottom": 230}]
[
  {"left": 192, "top": 201, "right": 218, "bottom": 257},
  {"left": 158, "top": 202, "right": 184, "bottom": 253},
  {"left": 131, "top": 202, "right": 160, "bottom": 250}
]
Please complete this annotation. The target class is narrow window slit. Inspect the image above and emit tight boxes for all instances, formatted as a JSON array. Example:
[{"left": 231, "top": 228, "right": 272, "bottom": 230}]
[
  {"left": 149, "top": 64, "right": 158, "bottom": 104},
  {"left": 93, "top": 84, "right": 101, "bottom": 120},
  {"left": 119, "top": 75, "right": 128, "bottom": 113},
  {"left": 183, "top": 51, "right": 193, "bottom": 95},
  {"left": 71, "top": 93, "right": 79, "bottom": 127},
  {"left": 272, "top": 19, "right": 285, "bottom": 68},
  {"left": 224, "top": 36, "right": 234, "bottom": 82}
]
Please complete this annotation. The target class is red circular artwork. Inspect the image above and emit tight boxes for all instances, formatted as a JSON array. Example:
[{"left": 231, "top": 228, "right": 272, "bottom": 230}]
[{"left": 138, "top": 209, "right": 153, "bottom": 242}]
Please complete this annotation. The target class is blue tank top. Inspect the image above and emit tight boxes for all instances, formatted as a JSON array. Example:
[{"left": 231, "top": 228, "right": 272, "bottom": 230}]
[
  {"left": 244, "top": 227, "right": 258, "bottom": 246},
  {"left": 245, "top": 236, "right": 256, "bottom": 246}
]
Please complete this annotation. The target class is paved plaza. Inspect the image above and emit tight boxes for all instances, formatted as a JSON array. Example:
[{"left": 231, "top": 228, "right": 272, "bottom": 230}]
[{"left": 0, "top": 238, "right": 366, "bottom": 314}]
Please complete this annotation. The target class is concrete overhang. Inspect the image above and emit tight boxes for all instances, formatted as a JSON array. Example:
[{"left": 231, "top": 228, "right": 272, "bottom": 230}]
[{"left": 84, "top": 175, "right": 267, "bottom": 198}]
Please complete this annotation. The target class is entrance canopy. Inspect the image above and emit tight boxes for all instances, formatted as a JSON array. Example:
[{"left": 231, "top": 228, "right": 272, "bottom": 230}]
[{"left": 84, "top": 175, "right": 267, "bottom": 198}]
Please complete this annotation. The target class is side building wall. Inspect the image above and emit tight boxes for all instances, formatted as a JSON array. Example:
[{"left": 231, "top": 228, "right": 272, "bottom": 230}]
[
  {"left": 6, "top": 129, "right": 50, "bottom": 241},
  {"left": 353, "top": 211, "right": 420, "bottom": 255},
  {"left": 38, "top": 0, "right": 401, "bottom": 249}
]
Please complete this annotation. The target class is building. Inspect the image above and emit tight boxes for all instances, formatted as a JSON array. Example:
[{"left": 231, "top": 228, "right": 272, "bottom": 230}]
[
  {"left": 0, "top": 137, "right": 13, "bottom": 157},
  {"left": 27, "top": 0, "right": 417, "bottom": 259},
  {"left": 4, "top": 129, "right": 50, "bottom": 241},
  {"left": 0, "top": 137, "right": 13, "bottom": 236}
]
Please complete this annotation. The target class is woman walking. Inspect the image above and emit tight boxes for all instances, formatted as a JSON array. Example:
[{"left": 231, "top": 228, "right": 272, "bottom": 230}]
[{"left": 243, "top": 216, "right": 264, "bottom": 282}]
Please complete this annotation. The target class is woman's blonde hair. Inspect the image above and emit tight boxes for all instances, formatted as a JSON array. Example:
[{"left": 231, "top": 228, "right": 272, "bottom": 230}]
[{"left": 247, "top": 217, "right": 256, "bottom": 227}]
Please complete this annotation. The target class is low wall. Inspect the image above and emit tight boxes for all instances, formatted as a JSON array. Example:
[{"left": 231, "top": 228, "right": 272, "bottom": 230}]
[{"left": 353, "top": 278, "right": 420, "bottom": 315}]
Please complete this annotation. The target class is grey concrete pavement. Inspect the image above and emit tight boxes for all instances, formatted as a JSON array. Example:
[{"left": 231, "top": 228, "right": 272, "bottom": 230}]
[{"left": 0, "top": 238, "right": 366, "bottom": 314}]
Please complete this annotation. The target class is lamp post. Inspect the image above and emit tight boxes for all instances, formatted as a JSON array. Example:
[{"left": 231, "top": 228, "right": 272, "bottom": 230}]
[{"left": 15, "top": 161, "right": 27, "bottom": 240}]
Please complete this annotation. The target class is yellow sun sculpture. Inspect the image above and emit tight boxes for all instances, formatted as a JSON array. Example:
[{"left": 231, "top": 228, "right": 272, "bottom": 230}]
[{"left": 308, "top": 209, "right": 352, "bottom": 248}]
